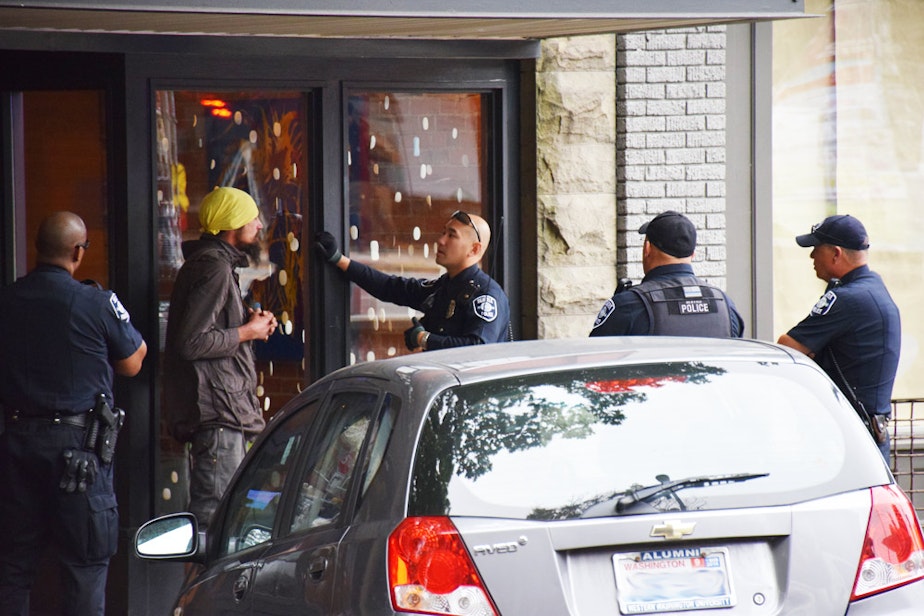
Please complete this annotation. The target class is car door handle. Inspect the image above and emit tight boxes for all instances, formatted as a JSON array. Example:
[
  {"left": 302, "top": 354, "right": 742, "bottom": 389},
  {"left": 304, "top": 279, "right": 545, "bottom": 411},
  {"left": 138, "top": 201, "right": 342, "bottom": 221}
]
[
  {"left": 307, "top": 555, "right": 328, "bottom": 581},
  {"left": 232, "top": 571, "right": 250, "bottom": 603}
]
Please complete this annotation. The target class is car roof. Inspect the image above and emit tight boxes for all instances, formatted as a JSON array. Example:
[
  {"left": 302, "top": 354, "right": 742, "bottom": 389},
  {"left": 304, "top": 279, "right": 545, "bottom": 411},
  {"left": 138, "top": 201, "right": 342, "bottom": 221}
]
[{"left": 320, "top": 337, "right": 806, "bottom": 389}]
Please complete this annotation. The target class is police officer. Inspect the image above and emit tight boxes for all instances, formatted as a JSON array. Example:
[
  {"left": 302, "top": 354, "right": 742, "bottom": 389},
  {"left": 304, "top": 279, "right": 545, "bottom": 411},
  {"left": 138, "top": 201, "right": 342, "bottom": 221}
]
[
  {"left": 316, "top": 210, "right": 511, "bottom": 350},
  {"left": 590, "top": 210, "right": 744, "bottom": 338},
  {"left": 0, "top": 212, "right": 147, "bottom": 615},
  {"left": 777, "top": 214, "right": 900, "bottom": 462}
]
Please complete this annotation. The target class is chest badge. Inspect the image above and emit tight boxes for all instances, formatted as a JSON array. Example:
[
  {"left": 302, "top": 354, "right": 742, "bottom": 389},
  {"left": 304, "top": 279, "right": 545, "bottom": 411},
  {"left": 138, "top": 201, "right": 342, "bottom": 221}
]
[{"left": 446, "top": 299, "right": 456, "bottom": 319}]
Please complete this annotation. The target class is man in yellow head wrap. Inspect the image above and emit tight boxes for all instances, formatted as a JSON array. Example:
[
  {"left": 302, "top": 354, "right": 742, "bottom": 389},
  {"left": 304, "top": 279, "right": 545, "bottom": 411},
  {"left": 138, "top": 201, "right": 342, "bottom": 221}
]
[
  {"left": 198, "top": 186, "right": 260, "bottom": 236},
  {"left": 163, "top": 186, "right": 277, "bottom": 528}
]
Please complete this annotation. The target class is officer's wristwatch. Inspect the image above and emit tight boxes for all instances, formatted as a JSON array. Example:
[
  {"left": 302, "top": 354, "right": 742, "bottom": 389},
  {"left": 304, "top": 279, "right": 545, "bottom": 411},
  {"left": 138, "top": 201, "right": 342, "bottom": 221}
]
[{"left": 420, "top": 331, "right": 430, "bottom": 350}]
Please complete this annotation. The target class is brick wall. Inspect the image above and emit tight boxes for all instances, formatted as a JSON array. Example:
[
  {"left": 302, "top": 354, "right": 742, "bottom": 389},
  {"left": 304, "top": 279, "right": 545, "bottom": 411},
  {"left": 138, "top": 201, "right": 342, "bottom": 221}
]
[
  {"left": 617, "top": 26, "right": 729, "bottom": 285},
  {"left": 535, "top": 26, "right": 728, "bottom": 339}
]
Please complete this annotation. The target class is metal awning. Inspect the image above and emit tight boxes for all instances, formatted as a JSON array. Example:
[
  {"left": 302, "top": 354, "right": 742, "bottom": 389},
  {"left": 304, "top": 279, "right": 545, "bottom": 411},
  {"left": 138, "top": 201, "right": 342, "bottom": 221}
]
[{"left": 0, "top": 0, "right": 806, "bottom": 40}]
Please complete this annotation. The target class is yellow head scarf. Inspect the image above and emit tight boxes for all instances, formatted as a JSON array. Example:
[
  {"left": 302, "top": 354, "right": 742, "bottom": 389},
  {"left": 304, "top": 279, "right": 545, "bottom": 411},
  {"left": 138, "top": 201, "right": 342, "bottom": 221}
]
[{"left": 198, "top": 187, "right": 259, "bottom": 235}]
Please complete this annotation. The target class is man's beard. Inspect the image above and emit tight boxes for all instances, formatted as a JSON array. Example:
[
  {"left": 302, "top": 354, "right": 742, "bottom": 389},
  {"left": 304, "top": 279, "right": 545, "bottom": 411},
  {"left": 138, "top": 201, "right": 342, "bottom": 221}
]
[{"left": 239, "top": 241, "right": 262, "bottom": 264}]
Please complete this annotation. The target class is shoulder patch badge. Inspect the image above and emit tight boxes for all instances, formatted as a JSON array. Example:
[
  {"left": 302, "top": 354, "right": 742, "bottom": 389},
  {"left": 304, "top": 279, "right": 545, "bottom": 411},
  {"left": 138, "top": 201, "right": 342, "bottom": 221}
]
[
  {"left": 109, "top": 293, "right": 130, "bottom": 322},
  {"left": 811, "top": 290, "right": 838, "bottom": 317},
  {"left": 473, "top": 295, "right": 498, "bottom": 322},
  {"left": 593, "top": 299, "right": 616, "bottom": 328}
]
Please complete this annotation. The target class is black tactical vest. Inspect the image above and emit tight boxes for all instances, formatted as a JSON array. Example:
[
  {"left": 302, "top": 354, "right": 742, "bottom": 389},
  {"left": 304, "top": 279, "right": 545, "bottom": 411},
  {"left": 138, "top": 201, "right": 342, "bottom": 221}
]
[{"left": 630, "top": 275, "right": 733, "bottom": 337}]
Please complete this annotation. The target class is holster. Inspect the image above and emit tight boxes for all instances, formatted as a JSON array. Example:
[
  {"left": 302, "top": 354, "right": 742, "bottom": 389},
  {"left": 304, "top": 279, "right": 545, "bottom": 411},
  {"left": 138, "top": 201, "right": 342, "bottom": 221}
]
[
  {"left": 870, "top": 414, "right": 889, "bottom": 445},
  {"left": 848, "top": 396, "right": 888, "bottom": 445},
  {"left": 84, "top": 393, "right": 126, "bottom": 465}
]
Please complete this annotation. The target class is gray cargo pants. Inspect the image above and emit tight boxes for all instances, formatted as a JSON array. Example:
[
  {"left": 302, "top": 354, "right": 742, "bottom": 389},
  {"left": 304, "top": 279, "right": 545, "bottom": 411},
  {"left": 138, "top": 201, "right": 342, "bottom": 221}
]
[{"left": 188, "top": 426, "right": 248, "bottom": 529}]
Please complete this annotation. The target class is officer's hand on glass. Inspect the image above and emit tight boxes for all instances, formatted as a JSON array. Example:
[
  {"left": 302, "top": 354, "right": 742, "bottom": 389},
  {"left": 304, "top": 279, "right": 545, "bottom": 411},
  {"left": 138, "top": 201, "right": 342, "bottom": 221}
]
[
  {"left": 314, "top": 231, "right": 342, "bottom": 264},
  {"left": 59, "top": 449, "right": 99, "bottom": 493},
  {"left": 404, "top": 317, "right": 426, "bottom": 351}
]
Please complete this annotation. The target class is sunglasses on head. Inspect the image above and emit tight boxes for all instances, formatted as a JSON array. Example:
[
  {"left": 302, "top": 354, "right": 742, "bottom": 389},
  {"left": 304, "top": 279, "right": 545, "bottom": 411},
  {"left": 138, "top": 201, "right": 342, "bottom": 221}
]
[{"left": 451, "top": 210, "right": 481, "bottom": 243}]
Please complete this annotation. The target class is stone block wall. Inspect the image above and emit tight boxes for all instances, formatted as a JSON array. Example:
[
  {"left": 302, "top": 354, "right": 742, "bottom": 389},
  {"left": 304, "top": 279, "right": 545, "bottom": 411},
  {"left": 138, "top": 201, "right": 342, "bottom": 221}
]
[
  {"left": 535, "top": 35, "right": 617, "bottom": 339},
  {"left": 535, "top": 26, "right": 728, "bottom": 339}
]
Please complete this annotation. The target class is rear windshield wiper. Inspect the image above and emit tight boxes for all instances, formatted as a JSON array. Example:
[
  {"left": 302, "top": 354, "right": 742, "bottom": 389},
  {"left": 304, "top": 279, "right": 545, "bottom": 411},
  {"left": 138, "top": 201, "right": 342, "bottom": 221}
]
[{"left": 615, "top": 472, "right": 769, "bottom": 514}]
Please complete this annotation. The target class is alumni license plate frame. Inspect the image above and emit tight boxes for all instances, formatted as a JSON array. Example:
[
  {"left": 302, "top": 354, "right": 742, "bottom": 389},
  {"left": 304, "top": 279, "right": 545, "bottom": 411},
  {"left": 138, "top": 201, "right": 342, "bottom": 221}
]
[{"left": 613, "top": 547, "right": 736, "bottom": 614}]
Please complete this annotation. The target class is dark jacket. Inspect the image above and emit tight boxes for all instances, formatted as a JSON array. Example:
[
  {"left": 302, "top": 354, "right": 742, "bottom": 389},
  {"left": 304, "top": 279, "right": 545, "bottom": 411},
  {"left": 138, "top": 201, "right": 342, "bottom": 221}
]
[{"left": 163, "top": 235, "right": 264, "bottom": 441}]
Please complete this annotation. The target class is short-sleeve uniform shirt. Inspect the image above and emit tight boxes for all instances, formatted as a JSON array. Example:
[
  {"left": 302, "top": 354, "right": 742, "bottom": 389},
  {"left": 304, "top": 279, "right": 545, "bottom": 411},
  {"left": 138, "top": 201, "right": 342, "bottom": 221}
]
[
  {"left": 0, "top": 265, "right": 144, "bottom": 413},
  {"left": 785, "top": 265, "right": 900, "bottom": 415}
]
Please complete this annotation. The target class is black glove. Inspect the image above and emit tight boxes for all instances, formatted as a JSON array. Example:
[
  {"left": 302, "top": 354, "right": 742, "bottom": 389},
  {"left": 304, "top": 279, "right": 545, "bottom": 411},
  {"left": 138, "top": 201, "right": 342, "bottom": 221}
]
[
  {"left": 315, "top": 231, "right": 342, "bottom": 264},
  {"left": 404, "top": 318, "right": 426, "bottom": 351},
  {"left": 60, "top": 449, "right": 99, "bottom": 493}
]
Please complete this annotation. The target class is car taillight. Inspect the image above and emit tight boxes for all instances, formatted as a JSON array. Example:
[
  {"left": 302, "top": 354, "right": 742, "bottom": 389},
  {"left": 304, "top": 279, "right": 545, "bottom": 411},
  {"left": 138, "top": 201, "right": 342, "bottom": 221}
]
[
  {"left": 851, "top": 484, "right": 924, "bottom": 601},
  {"left": 388, "top": 516, "right": 499, "bottom": 615}
]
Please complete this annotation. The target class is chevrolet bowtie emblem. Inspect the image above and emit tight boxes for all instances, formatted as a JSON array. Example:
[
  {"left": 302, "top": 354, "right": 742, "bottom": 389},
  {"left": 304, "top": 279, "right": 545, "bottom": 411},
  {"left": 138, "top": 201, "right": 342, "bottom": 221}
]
[{"left": 650, "top": 520, "right": 696, "bottom": 540}]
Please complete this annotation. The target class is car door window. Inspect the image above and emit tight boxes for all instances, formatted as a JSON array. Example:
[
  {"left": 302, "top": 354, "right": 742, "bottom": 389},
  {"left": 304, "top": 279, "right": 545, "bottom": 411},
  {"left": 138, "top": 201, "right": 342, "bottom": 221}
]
[
  {"left": 289, "top": 391, "right": 379, "bottom": 533},
  {"left": 360, "top": 393, "right": 398, "bottom": 497},
  {"left": 219, "top": 403, "right": 316, "bottom": 557}
]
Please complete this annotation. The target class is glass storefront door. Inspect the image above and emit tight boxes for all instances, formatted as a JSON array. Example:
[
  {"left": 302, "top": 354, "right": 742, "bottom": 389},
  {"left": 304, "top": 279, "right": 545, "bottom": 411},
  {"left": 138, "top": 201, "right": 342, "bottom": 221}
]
[
  {"left": 153, "top": 87, "right": 497, "bottom": 516},
  {"left": 154, "top": 89, "right": 310, "bottom": 516},
  {"left": 345, "top": 91, "right": 490, "bottom": 363}
]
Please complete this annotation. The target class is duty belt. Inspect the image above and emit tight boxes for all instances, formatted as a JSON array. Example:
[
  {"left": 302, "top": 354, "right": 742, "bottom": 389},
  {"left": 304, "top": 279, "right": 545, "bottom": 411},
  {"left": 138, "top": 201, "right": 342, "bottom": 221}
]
[{"left": 3, "top": 408, "right": 89, "bottom": 428}]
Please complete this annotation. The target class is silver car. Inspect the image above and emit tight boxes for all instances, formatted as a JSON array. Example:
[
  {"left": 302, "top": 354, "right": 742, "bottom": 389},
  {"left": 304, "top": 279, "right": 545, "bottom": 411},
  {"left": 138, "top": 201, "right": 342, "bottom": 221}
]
[{"left": 136, "top": 337, "right": 924, "bottom": 614}]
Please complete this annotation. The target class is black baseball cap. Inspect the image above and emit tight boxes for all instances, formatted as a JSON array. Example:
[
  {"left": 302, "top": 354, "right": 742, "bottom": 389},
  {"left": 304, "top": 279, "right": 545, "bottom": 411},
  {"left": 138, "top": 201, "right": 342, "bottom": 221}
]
[
  {"left": 796, "top": 214, "right": 870, "bottom": 250},
  {"left": 639, "top": 210, "right": 696, "bottom": 258}
]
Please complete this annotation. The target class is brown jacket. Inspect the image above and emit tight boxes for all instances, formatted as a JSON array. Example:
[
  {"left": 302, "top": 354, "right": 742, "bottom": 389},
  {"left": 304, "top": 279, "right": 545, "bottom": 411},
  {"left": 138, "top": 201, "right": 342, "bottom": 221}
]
[{"left": 163, "top": 235, "right": 264, "bottom": 442}]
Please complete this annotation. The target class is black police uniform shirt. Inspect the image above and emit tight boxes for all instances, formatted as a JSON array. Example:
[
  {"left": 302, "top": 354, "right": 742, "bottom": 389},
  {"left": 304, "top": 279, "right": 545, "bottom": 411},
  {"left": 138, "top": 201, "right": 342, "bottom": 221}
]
[
  {"left": 589, "top": 263, "right": 745, "bottom": 338},
  {"left": 785, "top": 264, "right": 900, "bottom": 416},
  {"left": 345, "top": 260, "right": 511, "bottom": 349},
  {"left": 0, "top": 264, "right": 144, "bottom": 414}
]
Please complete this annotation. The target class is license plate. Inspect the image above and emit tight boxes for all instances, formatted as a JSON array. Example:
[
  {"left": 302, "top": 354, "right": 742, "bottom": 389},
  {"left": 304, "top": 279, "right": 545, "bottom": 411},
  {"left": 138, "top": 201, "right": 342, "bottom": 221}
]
[{"left": 613, "top": 547, "right": 735, "bottom": 614}]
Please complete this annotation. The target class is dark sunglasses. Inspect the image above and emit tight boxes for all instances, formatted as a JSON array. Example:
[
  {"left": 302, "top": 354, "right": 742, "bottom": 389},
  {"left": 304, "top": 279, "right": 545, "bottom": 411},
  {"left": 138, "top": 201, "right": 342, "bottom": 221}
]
[
  {"left": 451, "top": 210, "right": 481, "bottom": 243},
  {"left": 75, "top": 240, "right": 90, "bottom": 250}
]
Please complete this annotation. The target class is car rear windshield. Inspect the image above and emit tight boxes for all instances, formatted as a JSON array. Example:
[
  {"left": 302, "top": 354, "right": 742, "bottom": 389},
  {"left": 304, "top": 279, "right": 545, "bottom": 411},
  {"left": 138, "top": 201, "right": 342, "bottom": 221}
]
[{"left": 409, "top": 360, "right": 888, "bottom": 520}]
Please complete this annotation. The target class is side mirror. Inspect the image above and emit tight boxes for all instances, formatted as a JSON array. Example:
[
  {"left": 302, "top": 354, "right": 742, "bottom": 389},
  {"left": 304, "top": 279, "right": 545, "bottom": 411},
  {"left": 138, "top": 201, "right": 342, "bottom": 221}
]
[{"left": 134, "top": 512, "right": 200, "bottom": 560}]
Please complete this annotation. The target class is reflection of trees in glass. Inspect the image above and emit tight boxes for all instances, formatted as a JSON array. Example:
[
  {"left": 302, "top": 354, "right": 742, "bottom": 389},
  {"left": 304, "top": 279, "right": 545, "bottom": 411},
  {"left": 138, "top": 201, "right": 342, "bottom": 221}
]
[
  {"left": 528, "top": 485, "right": 699, "bottom": 521},
  {"left": 411, "top": 363, "right": 726, "bottom": 516},
  {"left": 529, "top": 495, "right": 612, "bottom": 521}
]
